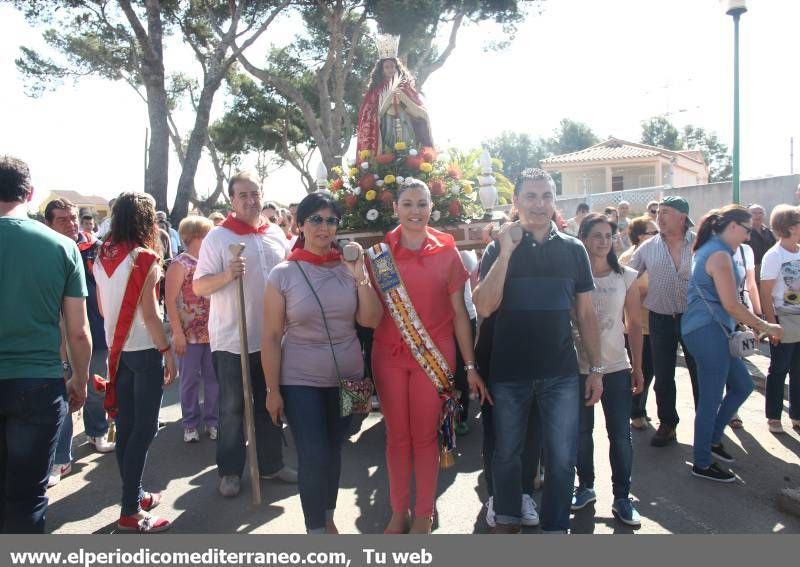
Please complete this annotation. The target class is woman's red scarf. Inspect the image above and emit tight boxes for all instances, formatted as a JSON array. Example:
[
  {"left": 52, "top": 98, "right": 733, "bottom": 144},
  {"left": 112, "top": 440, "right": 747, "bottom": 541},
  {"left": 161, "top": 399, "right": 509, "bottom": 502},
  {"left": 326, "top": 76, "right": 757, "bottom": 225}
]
[
  {"left": 97, "top": 242, "right": 159, "bottom": 417},
  {"left": 287, "top": 239, "right": 341, "bottom": 265},
  {"left": 384, "top": 225, "right": 456, "bottom": 261}
]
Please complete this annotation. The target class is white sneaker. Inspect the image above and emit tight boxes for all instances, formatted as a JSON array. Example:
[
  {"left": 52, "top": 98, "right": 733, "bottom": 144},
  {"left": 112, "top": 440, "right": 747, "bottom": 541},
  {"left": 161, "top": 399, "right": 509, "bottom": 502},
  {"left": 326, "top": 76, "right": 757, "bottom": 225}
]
[
  {"left": 183, "top": 428, "right": 200, "bottom": 443},
  {"left": 47, "top": 462, "right": 72, "bottom": 488},
  {"left": 88, "top": 433, "right": 115, "bottom": 453},
  {"left": 207, "top": 426, "right": 218, "bottom": 440},
  {"left": 485, "top": 496, "right": 496, "bottom": 528},
  {"left": 521, "top": 494, "right": 540, "bottom": 526}
]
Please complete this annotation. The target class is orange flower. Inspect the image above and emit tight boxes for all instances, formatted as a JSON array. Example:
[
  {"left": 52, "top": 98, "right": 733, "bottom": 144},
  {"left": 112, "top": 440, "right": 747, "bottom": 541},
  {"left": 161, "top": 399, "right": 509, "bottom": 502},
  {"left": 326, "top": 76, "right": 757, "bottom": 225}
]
[{"left": 447, "top": 165, "right": 462, "bottom": 179}]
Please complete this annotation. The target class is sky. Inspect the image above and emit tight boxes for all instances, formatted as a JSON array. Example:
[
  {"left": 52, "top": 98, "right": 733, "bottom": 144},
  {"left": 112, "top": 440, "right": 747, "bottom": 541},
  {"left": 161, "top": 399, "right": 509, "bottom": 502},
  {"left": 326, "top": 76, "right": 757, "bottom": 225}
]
[{"left": 1, "top": 0, "right": 798, "bottom": 211}]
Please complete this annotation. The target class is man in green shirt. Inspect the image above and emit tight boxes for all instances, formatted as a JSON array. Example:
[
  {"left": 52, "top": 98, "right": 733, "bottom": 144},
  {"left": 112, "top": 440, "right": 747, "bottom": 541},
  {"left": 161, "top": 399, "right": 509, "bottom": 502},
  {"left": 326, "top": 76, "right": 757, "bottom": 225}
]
[{"left": 0, "top": 156, "right": 92, "bottom": 533}]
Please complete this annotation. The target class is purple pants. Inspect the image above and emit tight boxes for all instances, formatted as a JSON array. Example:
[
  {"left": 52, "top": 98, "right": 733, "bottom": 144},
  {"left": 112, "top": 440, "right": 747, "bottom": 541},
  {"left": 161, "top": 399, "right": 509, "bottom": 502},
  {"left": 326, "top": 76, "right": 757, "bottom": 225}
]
[{"left": 179, "top": 343, "right": 219, "bottom": 429}]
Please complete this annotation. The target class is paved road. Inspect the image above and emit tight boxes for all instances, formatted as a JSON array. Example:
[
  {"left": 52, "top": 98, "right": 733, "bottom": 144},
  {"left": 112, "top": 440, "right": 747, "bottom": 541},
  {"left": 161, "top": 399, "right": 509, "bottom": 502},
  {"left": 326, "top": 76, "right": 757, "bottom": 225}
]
[{"left": 46, "top": 347, "right": 800, "bottom": 534}]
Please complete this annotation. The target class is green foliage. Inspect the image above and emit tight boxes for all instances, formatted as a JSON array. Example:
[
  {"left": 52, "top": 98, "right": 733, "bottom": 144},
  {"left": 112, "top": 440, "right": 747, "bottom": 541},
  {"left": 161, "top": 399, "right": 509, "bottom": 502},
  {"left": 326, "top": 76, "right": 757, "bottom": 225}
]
[
  {"left": 483, "top": 131, "right": 547, "bottom": 181},
  {"left": 683, "top": 125, "right": 732, "bottom": 182},
  {"left": 640, "top": 115, "right": 683, "bottom": 150},
  {"left": 546, "top": 118, "right": 600, "bottom": 155}
]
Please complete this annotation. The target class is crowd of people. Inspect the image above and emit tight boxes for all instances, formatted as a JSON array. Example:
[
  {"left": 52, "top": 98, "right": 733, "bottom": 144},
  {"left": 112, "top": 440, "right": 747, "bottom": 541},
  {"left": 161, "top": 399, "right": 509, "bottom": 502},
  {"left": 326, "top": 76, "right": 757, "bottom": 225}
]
[{"left": 2, "top": 153, "right": 799, "bottom": 535}]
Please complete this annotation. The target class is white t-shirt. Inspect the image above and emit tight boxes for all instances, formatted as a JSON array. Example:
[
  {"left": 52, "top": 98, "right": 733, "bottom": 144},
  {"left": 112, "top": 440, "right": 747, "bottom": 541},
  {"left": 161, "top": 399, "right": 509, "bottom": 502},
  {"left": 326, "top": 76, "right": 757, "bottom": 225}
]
[
  {"left": 93, "top": 249, "right": 162, "bottom": 352},
  {"left": 732, "top": 243, "right": 755, "bottom": 309},
  {"left": 460, "top": 249, "right": 478, "bottom": 321},
  {"left": 575, "top": 265, "right": 638, "bottom": 374},
  {"left": 194, "top": 223, "right": 289, "bottom": 354},
  {"left": 760, "top": 243, "right": 800, "bottom": 314}
]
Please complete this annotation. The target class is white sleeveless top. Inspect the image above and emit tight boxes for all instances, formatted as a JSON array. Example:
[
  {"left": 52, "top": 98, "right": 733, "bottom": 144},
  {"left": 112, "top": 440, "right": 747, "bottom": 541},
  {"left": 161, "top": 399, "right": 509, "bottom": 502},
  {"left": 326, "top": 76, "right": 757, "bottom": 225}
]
[{"left": 93, "top": 248, "right": 162, "bottom": 352}]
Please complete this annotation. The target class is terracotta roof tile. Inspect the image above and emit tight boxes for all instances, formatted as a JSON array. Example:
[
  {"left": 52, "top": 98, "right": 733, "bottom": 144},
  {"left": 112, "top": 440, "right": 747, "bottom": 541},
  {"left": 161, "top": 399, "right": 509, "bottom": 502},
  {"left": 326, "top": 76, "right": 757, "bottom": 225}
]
[{"left": 540, "top": 138, "right": 706, "bottom": 167}]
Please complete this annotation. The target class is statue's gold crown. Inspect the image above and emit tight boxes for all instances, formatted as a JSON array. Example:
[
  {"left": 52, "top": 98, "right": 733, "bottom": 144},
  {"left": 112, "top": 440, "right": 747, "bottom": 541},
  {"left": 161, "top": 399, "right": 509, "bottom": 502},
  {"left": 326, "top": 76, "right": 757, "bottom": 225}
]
[{"left": 374, "top": 34, "right": 399, "bottom": 60}]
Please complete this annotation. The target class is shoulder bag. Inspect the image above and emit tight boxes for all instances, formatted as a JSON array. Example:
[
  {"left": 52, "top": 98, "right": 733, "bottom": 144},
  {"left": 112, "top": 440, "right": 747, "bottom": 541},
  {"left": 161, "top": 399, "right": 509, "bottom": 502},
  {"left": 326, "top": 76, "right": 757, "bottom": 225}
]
[
  {"left": 691, "top": 277, "right": 756, "bottom": 358},
  {"left": 295, "top": 262, "right": 373, "bottom": 417}
]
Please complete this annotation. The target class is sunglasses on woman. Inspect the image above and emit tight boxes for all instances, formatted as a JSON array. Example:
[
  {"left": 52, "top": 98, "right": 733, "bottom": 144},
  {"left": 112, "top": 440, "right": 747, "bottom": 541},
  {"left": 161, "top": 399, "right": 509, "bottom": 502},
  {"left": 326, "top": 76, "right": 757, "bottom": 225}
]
[
  {"left": 644, "top": 229, "right": 659, "bottom": 236},
  {"left": 306, "top": 214, "right": 340, "bottom": 226}
]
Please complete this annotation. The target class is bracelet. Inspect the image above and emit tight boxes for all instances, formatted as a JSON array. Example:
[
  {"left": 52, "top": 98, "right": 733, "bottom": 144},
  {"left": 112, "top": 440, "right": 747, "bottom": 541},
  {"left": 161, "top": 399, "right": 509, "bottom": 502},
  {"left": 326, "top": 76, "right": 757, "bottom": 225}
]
[
  {"left": 157, "top": 344, "right": 171, "bottom": 353},
  {"left": 464, "top": 362, "right": 475, "bottom": 371},
  {"left": 356, "top": 277, "right": 371, "bottom": 287}
]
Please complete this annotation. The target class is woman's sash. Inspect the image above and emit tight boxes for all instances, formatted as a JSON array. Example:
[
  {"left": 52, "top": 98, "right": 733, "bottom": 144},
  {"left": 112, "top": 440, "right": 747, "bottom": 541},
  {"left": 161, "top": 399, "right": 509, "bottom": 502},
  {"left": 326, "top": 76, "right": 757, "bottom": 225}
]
[
  {"left": 104, "top": 249, "right": 159, "bottom": 417},
  {"left": 366, "top": 242, "right": 459, "bottom": 466}
]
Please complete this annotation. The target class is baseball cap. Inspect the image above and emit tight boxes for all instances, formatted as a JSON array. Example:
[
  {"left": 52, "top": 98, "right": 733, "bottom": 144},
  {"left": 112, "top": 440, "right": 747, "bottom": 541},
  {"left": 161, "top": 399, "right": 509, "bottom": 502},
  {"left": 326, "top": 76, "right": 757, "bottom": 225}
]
[{"left": 660, "top": 196, "right": 694, "bottom": 226}]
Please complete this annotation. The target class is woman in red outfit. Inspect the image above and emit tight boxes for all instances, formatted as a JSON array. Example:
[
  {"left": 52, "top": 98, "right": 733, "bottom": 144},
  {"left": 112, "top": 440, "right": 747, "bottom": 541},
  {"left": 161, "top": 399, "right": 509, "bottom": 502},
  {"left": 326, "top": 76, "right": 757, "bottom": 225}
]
[{"left": 368, "top": 178, "right": 491, "bottom": 534}]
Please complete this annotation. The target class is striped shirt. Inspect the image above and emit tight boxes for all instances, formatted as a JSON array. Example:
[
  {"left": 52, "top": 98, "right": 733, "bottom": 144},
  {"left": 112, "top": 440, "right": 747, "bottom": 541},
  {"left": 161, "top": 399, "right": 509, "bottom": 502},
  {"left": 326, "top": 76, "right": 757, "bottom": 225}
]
[{"left": 628, "top": 230, "right": 695, "bottom": 315}]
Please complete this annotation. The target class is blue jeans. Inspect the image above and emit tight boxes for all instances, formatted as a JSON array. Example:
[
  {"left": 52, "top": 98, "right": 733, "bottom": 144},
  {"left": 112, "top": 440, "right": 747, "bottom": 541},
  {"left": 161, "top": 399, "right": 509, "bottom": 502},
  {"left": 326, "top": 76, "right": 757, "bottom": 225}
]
[
  {"left": 115, "top": 349, "right": 163, "bottom": 516},
  {"left": 281, "top": 386, "right": 351, "bottom": 532},
  {"left": 491, "top": 375, "right": 579, "bottom": 532},
  {"left": 682, "top": 325, "right": 753, "bottom": 468},
  {"left": 213, "top": 351, "right": 284, "bottom": 477},
  {"left": 765, "top": 340, "right": 800, "bottom": 420},
  {"left": 629, "top": 336, "right": 655, "bottom": 419},
  {"left": 481, "top": 397, "right": 541, "bottom": 498},
  {"left": 577, "top": 370, "right": 633, "bottom": 499},
  {"left": 53, "top": 348, "right": 110, "bottom": 464},
  {"left": 0, "top": 378, "right": 67, "bottom": 533},
  {"left": 650, "top": 312, "right": 699, "bottom": 427}
]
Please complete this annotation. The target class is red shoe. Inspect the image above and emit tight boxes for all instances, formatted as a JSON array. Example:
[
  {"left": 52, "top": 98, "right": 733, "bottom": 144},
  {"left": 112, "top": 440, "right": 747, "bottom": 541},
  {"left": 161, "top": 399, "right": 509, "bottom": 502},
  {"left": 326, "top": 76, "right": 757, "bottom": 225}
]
[
  {"left": 140, "top": 492, "right": 161, "bottom": 512},
  {"left": 117, "top": 514, "right": 171, "bottom": 533}
]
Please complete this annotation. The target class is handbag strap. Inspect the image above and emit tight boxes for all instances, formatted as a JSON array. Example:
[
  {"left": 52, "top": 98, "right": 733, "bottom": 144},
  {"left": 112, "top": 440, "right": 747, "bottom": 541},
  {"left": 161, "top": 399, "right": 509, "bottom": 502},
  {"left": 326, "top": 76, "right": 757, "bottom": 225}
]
[
  {"left": 690, "top": 274, "right": 733, "bottom": 339},
  {"left": 294, "top": 262, "right": 343, "bottom": 381}
]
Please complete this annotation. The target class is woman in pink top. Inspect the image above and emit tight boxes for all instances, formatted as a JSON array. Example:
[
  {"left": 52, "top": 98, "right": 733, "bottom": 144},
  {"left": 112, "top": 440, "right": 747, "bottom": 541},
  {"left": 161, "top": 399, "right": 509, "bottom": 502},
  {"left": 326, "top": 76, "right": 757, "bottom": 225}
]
[
  {"left": 165, "top": 216, "right": 218, "bottom": 444},
  {"left": 370, "top": 179, "right": 491, "bottom": 534}
]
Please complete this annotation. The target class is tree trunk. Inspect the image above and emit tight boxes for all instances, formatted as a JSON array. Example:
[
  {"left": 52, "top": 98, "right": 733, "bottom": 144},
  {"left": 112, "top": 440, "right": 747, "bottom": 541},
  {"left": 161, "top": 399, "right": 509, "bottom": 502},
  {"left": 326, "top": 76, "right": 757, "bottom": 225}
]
[
  {"left": 171, "top": 75, "right": 223, "bottom": 223},
  {"left": 142, "top": 74, "right": 170, "bottom": 212}
]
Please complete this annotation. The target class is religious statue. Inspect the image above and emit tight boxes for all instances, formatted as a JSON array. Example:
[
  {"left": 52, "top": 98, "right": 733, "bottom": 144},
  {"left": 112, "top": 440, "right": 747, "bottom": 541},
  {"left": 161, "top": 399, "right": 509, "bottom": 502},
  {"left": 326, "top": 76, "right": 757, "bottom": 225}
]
[{"left": 356, "top": 34, "right": 433, "bottom": 155}]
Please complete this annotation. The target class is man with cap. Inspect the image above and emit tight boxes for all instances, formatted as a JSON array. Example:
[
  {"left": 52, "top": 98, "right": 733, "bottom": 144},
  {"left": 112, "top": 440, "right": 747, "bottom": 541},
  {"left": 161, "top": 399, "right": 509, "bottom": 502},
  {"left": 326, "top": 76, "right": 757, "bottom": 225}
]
[{"left": 628, "top": 196, "right": 699, "bottom": 447}]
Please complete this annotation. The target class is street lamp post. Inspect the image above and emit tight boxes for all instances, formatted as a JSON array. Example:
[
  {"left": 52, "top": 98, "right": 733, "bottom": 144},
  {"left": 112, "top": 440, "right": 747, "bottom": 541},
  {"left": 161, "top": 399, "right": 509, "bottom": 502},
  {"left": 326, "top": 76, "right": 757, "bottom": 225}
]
[{"left": 726, "top": 0, "right": 747, "bottom": 204}]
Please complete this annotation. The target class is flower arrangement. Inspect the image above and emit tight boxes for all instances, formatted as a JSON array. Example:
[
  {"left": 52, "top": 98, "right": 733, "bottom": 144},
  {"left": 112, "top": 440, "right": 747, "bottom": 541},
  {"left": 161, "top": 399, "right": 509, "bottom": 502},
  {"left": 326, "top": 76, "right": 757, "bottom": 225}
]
[{"left": 327, "top": 144, "right": 485, "bottom": 232}]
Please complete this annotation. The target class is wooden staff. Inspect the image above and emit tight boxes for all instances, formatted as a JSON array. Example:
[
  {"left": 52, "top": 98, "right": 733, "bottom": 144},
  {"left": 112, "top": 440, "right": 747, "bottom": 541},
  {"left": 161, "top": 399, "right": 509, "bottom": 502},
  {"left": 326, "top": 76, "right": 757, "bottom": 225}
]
[{"left": 229, "top": 243, "right": 261, "bottom": 505}]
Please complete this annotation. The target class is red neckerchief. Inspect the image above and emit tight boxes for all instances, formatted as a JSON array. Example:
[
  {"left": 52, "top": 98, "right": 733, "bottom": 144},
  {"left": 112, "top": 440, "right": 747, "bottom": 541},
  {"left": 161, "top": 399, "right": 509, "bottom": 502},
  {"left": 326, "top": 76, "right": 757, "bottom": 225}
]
[
  {"left": 98, "top": 240, "right": 135, "bottom": 278},
  {"left": 287, "top": 240, "right": 341, "bottom": 265},
  {"left": 77, "top": 231, "right": 98, "bottom": 252},
  {"left": 221, "top": 213, "right": 270, "bottom": 236},
  {"left": 385, "top": 225, "right": 456, "bottom": 260}
]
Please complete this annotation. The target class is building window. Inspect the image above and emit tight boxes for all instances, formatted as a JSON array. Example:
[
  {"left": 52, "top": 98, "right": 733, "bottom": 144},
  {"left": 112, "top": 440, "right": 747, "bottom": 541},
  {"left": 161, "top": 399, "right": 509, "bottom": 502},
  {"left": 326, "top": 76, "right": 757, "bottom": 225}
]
[{"left": 612, "top": 176, "right": 624, "bottom": 191}]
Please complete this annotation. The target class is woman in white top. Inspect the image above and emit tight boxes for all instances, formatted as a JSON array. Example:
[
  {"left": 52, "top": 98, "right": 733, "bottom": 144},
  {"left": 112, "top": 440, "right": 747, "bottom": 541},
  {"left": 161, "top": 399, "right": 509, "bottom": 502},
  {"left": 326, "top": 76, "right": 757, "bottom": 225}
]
[
  {"left": 760, "top": 205, "right": 800, "bottom": 434},
  {"left": 573, "top": 213, "right": 645, "bottom": 527},
  {"left": 94, "top": 192, "right": 177, "bottom": 533}
]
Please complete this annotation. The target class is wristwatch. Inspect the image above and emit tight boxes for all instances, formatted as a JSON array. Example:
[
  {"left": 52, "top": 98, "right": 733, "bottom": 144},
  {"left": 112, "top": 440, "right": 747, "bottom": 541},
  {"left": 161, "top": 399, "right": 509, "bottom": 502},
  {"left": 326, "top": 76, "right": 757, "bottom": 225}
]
[
  {"left": 589, "top": 365, "right": 606, "bottom": 375},
  {"left": 464, "top": 362, "right": 476, "bottom": 371},
  {"left": 61, "top": 360, "right": 71, "bottom": 372}
]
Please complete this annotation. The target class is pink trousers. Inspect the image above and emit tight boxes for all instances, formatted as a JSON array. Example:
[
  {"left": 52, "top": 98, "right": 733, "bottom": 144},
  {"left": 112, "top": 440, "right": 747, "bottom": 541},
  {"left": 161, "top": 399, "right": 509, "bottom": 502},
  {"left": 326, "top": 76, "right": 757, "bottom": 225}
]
[{"left": 372, "top": 340, "right": 455, "bottom": 518}]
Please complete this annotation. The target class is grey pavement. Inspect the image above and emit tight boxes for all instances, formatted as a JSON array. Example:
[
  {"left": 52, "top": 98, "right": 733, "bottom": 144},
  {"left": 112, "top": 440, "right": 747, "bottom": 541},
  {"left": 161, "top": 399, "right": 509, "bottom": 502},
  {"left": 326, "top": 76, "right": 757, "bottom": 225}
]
[{"left": 46, "top": 346, "right": 800, "bottom": 534}]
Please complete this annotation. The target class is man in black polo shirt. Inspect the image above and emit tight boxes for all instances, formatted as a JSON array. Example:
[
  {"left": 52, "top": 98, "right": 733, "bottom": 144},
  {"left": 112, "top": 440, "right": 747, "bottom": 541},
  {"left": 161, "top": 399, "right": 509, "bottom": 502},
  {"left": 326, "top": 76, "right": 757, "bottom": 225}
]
[{"left": 474, "top": 168, "right": 603, "bottom": 534}]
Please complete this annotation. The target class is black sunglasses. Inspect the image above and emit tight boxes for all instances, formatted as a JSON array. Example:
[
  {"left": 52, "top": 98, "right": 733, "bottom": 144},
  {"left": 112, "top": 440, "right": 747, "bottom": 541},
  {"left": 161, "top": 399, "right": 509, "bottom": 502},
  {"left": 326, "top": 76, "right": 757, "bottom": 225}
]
[
  {"left": 306, "top": 214, "right": 340, "bottom": 226},
  {"left": 644, "top": 229, "right": 659, "bottom": 236},
  {"left": 736, "top": 222, "right": 753, "bottom": 236},
  {"left": 648, "top": 209, "right": 658, "bottom": 214}
]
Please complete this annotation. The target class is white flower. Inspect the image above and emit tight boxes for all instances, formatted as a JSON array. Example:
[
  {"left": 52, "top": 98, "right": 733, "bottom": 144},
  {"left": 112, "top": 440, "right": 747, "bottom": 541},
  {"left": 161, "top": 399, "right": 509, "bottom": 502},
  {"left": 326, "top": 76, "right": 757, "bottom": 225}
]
[
  {"left": 450, "top": 185, "right": 461, "bottom": 195},
  {"left": 396, "top": 176, "right": 405, "bottom": 184},
  {"left": 352, "top": 187, "right": 361, "bottom": 196},
  {"left": 366, "top": 209, "right": 379, "bottom": 221},
  {"left": 431, "top": 210, "right": 442, "bottom": 222},
  {"left": 373, "top": 173, "right": 379, "bottom": 179},
  {"left": 361, "top": 162, "right": 369, "bottom": 170},
  {"left": 376, "top": 180, "right": 385, "bottom": 187},
  {"left": 409, "top": 149, "right": 418, "bottom": 156}
]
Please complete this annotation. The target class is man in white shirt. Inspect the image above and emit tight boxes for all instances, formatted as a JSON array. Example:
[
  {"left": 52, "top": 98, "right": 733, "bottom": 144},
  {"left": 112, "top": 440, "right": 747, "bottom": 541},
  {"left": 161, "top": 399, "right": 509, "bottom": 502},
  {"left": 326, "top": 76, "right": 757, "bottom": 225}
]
[{"left": 194, "top": 171, "right": 296, "bottom": 498}]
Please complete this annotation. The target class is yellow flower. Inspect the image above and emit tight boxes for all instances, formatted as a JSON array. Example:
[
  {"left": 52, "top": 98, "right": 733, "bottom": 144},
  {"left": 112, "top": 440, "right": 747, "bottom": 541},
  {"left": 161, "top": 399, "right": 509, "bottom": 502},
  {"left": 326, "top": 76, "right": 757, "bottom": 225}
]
[
  {"left": 365, "top": 190, "right": 377, "bottom": 201},
  {"left": 463, "top": 183, "right": 474, "bottom": 195},
  {"left": 331, "top": 166, "right": 343, "bottom": 175},
  {"left": 359, "top": 149, "right": 372, "bottom": 161},
  {"left": 394, "top": 142, "right": 407, "bottom": 151},
  {"left": 384, "top": 174, "right": 396, "bottom": 185},
  {"left": 349, "top": 167, "right": 359, "bottom": 177},
  {"left": 419, "top": 162, "right": 433, "bottom": 173}
]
